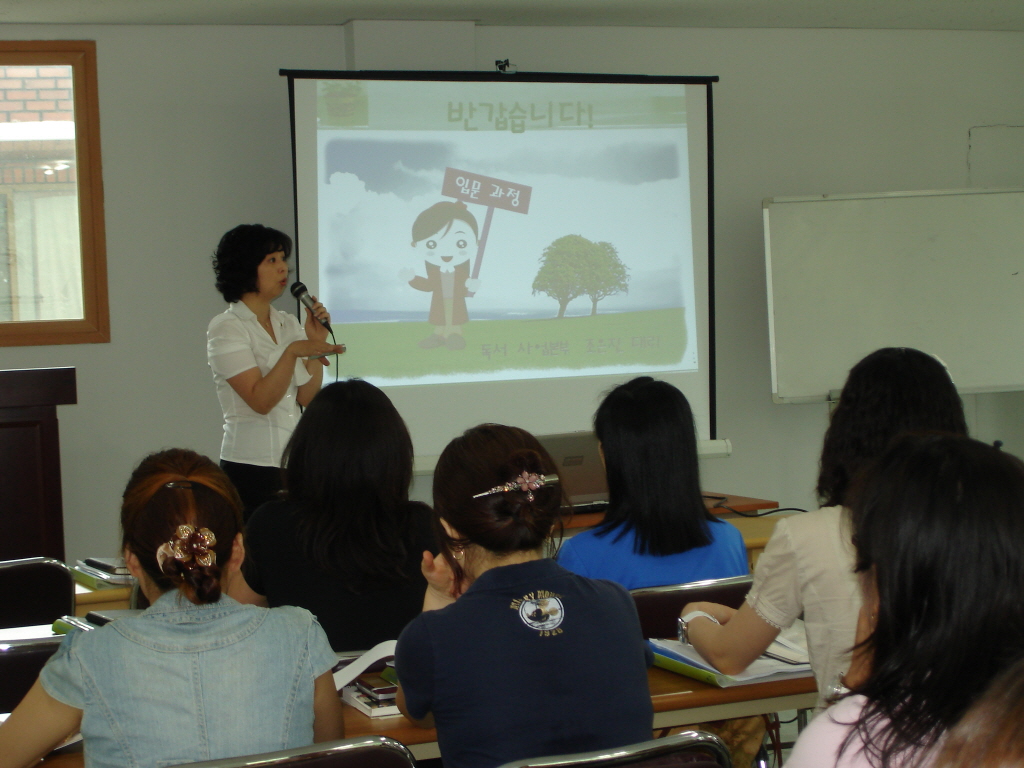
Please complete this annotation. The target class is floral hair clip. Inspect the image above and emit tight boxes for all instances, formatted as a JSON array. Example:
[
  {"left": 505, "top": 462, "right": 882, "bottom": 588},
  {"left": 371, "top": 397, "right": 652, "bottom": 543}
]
[
  {"left": 155, "top": 523, "right": 218, "bottom": 573},
  {"left": 472, "top": 472, "right": 559, "bottom": 503}
]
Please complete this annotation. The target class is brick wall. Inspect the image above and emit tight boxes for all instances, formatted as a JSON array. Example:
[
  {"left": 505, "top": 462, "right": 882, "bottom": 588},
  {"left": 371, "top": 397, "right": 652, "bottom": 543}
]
[
  {"left": 0, "top": 65, "right": 74, "bottom": 123},
  {"left": 0, "top": 65, "right": 77, "bottom": 184}
]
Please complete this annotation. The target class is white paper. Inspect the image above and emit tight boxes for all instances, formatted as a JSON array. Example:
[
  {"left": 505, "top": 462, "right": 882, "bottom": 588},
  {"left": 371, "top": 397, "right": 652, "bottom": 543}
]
[{"left": 332, "top": 639, "right": 397, "bottom": 690}]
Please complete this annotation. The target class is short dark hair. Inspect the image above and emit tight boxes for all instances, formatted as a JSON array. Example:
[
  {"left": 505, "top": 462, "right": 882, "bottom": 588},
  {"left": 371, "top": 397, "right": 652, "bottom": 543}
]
[
  {"left": 844, "top": 433, "right": 1024, "bottom": 767},
  {"left": 817, "top": 347, "right": 967, "bottom": 507},
  {"left": 121, "top": 448, "right": 243, "bottom": 604},
  {"left": 282, "top": 379, "right": 421, "bottom": 591},
  {"left": 592, "top": 376, "right": 713, "bottom": 555},
  {"left": 211, "top": 224, "right": 292, "bottom": 302},
  {"left": 432, "top": 424, "right": 565, "bottom": 588}
]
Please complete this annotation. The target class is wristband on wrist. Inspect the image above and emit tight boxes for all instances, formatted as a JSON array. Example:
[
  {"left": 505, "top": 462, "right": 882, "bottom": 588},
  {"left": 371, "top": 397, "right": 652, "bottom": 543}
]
[{"left": 677, "top": 610, "right": 720, "bottom": 644}]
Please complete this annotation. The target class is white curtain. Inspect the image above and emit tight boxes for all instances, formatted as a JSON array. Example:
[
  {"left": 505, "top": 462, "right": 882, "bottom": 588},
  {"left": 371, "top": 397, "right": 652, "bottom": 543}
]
[{"left": 16, "top": 191, "right": 83, "bottom": 321}]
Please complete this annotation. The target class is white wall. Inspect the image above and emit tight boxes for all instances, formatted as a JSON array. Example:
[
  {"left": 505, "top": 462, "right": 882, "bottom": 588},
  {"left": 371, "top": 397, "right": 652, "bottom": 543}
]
[
  {"left": 473, "top": 25, "right": 1024, "bottom": 507},
  {"left": 1, "top": 25, "right": 348, "bottom": 558},
  {"left": 2, "top": 23, "right": 1022, "bottom": 560}
]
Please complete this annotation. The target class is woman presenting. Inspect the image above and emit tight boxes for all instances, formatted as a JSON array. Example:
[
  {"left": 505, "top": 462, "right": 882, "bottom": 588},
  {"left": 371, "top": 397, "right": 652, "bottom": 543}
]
[{"left": 207, "top": 224, "right": 343, "bottom": 519}]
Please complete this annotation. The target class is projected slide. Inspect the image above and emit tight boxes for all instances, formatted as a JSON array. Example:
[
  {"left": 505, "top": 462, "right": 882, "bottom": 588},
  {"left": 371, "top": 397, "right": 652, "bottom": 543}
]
[{"left": 313, "top": 80, "right": 699, "bottom": 387}]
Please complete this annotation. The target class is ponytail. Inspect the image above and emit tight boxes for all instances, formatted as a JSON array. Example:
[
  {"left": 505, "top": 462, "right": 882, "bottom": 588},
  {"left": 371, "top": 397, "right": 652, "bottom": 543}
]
[{"left": 121, "top": 449, "right": 242, "bottom": 605}]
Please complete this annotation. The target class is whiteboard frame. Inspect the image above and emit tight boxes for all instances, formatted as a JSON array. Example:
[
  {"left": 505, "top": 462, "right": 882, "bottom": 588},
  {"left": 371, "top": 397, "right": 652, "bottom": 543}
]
[{"left": 764, "top": 187, "right": 1024, "bottom": 403}]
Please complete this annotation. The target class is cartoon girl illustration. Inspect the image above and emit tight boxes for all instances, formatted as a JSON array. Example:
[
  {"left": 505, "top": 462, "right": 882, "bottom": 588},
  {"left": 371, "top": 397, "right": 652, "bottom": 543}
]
[{"left": 401, "top": 201, "right": 480, "bottom": 350}]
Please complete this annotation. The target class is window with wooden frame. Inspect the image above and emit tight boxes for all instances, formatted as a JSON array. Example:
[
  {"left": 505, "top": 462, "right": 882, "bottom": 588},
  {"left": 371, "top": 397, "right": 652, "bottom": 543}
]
[{"left": 0, "top": 40, "right": 108, "bottom": 346}]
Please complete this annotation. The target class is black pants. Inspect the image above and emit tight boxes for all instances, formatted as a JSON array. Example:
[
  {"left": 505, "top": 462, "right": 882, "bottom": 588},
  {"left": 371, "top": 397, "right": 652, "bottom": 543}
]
[{"left": 220, "top": 460, "right": 283, "bottom": 523}]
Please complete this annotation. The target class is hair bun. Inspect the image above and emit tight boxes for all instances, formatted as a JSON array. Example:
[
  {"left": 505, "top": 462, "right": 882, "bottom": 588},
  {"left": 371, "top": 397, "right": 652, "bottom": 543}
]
[{"left": 502, "top": 448, "right": 548, "bottom": 479}]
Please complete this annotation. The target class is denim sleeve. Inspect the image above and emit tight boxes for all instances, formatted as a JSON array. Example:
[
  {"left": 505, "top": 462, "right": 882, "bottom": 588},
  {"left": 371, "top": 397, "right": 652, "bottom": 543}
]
[
  {"left": 38, "top": 631, "right": 87, "bottom": 710},
  {"left": 307, "top": 616, "right": 339, "bottom": 678},
  {"left": 394, "top": 615, "right": 434, "bottom": 721}
]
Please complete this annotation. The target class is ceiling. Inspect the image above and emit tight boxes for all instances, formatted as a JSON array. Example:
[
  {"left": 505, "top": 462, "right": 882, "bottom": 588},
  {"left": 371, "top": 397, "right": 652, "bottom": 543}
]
[{"left": 2, "top": 0, "right": 1024, "bottom": 32}]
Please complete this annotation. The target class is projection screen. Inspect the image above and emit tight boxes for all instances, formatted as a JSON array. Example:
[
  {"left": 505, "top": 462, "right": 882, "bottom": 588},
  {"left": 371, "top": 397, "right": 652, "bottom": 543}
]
[{"left": 285, "top": 70, "right": 717, "bottom": 456}]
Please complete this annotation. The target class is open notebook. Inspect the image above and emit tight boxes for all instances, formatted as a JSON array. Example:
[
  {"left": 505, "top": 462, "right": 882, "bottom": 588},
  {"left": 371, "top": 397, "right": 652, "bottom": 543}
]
[{"left": 649, "top": 620, "right": 813, "bottom": 688}]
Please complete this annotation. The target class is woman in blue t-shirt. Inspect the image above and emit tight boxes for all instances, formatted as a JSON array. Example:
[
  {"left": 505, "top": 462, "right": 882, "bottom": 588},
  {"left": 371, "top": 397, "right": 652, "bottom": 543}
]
[{"left": 557, "top": 377, "right": 747, "bottom": 589}]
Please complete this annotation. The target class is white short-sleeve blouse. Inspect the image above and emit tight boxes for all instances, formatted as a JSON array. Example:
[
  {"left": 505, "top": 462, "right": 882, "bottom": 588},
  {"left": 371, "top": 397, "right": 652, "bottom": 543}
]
[
  {"left": 744, "top": 505, "right": 862, "bottom": 710},
  {"left": 207, "top": 302, "right": 311, "bottom": 467}
]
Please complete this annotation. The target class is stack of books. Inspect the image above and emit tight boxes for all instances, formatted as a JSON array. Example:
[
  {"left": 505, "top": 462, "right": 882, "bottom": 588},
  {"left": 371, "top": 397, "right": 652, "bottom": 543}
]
[
  {"left": 341, "top": 670, "right": 401, "bottom": 718},
  {"left": 333, "top": 640, "right": 402, "bottom": 718}
]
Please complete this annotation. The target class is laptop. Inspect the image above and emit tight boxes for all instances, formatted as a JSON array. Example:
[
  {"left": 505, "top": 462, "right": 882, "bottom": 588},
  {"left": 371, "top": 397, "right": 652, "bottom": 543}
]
[{"left": 537, "top": 431, "right": 609, "bottom": 511}]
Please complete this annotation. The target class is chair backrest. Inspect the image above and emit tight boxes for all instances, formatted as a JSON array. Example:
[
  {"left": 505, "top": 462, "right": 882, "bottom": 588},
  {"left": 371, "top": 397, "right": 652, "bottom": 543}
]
[
  {"left": 498, "top": 730, "right": 731, "bottom": 768},
  {"left": 0, "top": 557, "right": 75, "bottom": 629},
  {"left": 169, "top": 735, "right": 417, "bottom": 768},
  {"left": 630, "top": 575, "right": 753, "bottom": 640},
  {"left": 0, "top": 637, "right": 63, "bottom": 713}
]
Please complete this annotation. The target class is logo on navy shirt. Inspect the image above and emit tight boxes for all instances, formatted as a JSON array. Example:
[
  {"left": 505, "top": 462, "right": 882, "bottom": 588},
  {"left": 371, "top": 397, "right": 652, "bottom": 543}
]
[{"left": 510, "top": 591, "right": 564, "bottom": 635}]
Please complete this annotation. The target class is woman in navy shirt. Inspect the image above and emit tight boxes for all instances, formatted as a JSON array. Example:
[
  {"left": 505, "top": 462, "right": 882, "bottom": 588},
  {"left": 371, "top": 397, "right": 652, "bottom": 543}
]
[{"left": 396, "top": 424, "right": 653, "bottom": 768}]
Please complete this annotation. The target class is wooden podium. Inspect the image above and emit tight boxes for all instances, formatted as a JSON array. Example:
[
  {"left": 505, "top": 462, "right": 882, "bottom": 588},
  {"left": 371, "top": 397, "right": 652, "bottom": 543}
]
[{"left": 0, "top": 368, "right": 76, "bottom": 561}]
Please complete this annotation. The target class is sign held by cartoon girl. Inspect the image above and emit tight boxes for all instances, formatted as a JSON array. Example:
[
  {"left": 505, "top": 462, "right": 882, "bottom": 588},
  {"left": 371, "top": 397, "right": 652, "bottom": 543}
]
[{"left": 402, "top": 168, "right": 531, "bottom": 350}]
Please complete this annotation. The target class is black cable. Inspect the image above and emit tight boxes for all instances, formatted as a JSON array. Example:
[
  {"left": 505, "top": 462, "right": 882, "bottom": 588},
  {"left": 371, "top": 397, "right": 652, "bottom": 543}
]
[
  {"left": 299, "top": 328, "right": 342, "bottom": 412},
  {"left": 327, "top": 327, "right": 340, "bottom": 383},
  {"left": 712, "top": 503, "right": 809, "bottom": 518}
]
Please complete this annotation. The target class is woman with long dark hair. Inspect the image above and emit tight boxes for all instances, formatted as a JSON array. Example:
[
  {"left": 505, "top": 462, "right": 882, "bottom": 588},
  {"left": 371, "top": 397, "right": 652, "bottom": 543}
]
[
  {"left": 231, "top": 379, "right": 433, "bottom": 650},
  {"left": 787, "top": 433, "right": 1024, "bottom": 767},
  {"left": 557, "top": 376, "right": 747, "bottom": 588},
  {"left": 0, "top": 449, "right": 344, "bottom": 768},
  {"left": 395, "top": 424, "right": 652, "bottom": 768},
  {"left": 681, "top": 348, "right": 968, "bottom": 709}
]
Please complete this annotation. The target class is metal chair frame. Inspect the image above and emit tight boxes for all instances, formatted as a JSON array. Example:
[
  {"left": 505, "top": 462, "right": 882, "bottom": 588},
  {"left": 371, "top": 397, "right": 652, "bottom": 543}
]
[
  {"left": 170, "top": 735, "right": 417, "bottom": 768},
  {"left": 498, "top": 730, "right": 731, "bottom": 768}
]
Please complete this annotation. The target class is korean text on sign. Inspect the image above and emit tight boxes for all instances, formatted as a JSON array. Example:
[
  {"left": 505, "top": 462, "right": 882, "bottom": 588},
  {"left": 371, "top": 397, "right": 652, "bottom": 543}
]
[{"left": 442, "top": 168, "right": 532, "bottom": 215}]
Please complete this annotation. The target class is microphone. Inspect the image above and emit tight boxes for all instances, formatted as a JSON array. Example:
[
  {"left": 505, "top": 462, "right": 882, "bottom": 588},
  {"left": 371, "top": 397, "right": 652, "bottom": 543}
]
[{"left": 290, "top": 281, "right": 332, "bottom": 332}]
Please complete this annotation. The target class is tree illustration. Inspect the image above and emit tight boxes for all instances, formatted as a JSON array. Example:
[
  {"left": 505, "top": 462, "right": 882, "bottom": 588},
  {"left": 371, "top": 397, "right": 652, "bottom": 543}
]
[
  {"left": 532, "top": 235, "right": 629, "bottom": 318},
  {"left": 532, "top": 235, "right": 590, "bottom": 318},
  {"left": 582, "top": 241, "right": 629, "bottom": 315}
]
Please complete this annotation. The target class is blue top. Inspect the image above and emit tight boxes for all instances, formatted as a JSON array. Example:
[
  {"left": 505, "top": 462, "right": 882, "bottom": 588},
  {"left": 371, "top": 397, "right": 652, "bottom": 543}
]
[
  {"left": 396, "top": 558, "right": 653, "bottom": 768},
  {"left": 40, "top": 591, "right": 337, "bottom": 768},
  {"left": 557, "top": 518, "right": 749, "bottom": 590}
]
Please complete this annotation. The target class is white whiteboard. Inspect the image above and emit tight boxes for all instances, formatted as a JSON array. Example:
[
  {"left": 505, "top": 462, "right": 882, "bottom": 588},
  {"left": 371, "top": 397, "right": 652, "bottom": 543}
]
[{"left": 764, "top": 188, "right": 1024, "bottom": 402}]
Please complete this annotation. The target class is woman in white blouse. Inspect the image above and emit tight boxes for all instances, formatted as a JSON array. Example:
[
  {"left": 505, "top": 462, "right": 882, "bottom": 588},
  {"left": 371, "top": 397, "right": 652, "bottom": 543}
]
[
  {"left": 679, "top": 348, "right": 967, "bottom": 709},
  {"left": 207, "top": 224, "right": 343, "bottom": 519}
]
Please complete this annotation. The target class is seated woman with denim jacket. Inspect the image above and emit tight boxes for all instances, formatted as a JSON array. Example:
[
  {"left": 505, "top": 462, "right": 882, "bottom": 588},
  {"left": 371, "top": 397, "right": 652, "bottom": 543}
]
[{"left": 0, "top": 449, "right": 345, "bottom": 768}]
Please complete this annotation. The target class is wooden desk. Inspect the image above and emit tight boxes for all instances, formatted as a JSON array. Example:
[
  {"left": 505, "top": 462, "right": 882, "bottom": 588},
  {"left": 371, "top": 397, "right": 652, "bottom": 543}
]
[
  {"left": 343, "top": 666, "right": 817, "bottom": 760},
  {"left": 73, "top": 583, "right": 132, "bottom": 617}
]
